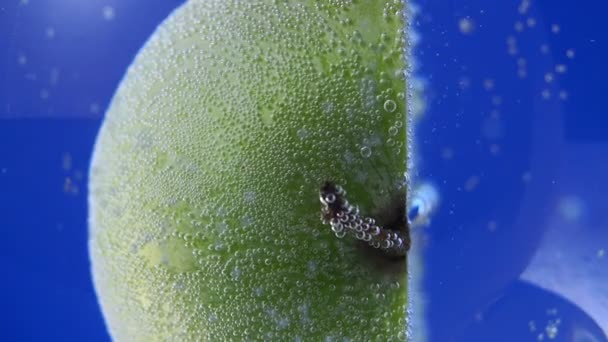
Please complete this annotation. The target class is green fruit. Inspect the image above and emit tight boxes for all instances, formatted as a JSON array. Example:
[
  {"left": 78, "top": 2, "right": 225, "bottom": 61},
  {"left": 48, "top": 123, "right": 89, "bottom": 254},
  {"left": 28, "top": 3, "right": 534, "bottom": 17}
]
[{"left": 89, "top": 0, "right": 411, "bottom": 340}]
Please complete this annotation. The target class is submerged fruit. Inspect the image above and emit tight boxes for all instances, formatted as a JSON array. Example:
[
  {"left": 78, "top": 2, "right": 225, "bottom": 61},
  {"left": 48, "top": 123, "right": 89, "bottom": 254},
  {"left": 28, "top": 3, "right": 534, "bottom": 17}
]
[{"left": 89, "top": 0, "right": 411, "bottom": 340}]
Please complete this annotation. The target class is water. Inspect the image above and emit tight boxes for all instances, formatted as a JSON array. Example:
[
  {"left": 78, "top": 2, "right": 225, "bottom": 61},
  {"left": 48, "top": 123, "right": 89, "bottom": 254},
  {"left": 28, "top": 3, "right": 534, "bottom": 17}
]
[
  {"left": 1, "top": 1, "right": 606, "bottom": 341},
  {"left": 413, "top": 1, "right": 608, "bottom": 340}
]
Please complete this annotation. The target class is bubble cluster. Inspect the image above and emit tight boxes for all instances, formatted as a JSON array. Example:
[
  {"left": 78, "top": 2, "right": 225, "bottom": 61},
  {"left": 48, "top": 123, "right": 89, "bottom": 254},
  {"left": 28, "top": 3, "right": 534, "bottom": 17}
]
[
  {"left": 89, "top": 0, "right": 411, "bottom": 340},
  {"left": 319, "top": 182, "right": 410, "bottom": 257}
]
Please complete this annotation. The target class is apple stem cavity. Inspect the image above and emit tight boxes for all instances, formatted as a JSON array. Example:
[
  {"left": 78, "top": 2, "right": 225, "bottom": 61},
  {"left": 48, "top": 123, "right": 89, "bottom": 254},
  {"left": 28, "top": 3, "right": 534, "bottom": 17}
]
[{"left": 320, "top": 181, "right": 410, "bottom": 258}]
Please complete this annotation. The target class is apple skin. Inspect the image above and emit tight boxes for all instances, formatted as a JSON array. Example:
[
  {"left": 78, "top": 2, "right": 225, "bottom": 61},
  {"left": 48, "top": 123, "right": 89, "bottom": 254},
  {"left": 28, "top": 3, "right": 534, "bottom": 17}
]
[{"left": 89, "top": 0, "right": 410, "bottom": 340}]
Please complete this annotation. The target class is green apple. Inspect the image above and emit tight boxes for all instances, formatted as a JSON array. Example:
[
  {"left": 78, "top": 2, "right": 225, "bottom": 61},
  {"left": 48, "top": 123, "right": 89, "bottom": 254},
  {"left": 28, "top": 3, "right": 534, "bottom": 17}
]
[{"left": 89, "top": 0, "right": 412, "bottom": 340}]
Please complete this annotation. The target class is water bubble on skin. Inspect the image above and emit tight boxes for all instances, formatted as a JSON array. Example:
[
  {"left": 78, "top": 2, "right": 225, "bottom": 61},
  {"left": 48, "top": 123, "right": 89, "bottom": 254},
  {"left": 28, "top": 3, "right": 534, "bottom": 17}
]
[
  {"left": 243, "top": 191, "right": 256, "bottom": 203},
  {"left": 322, "top": 102, "right": 335, "bottom": 115},
  {"left": 296, "top": 128, "right": 309, "bottom": 140},
  {"left": 383, "top": 99, "right": 397, "bottom": 112},
  {"left": 231, "top": 266, "right": 242, "bottom": 280},
  {"left": 331, "top": 223, "right": 344, "bottom": 234},
  {"left": 277, "top": 317, "right": 290, "bottom": 330},
  {"left": 360, "top": 146, "right": 372, "bottom": 158},
  {"left": 324, "top": 193, "right": 336, "bottom": 204}
]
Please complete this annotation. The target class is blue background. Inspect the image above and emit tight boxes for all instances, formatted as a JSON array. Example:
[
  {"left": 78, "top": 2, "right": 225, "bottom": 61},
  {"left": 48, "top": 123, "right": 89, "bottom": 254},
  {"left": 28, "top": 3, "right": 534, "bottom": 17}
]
[{"left": 0, "top": 0, "right": 606, "bottom": 341}]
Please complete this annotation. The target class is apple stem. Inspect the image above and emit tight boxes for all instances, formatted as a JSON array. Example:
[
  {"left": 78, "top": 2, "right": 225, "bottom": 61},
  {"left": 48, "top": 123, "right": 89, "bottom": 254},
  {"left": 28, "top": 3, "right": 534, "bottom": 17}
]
[{"left": 319, "top": 182, "right": 409, "bottom": 257}]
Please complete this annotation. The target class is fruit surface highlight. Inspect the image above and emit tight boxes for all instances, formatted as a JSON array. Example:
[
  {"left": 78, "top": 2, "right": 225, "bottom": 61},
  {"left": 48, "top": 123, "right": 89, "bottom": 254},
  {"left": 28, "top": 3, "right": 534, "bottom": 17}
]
[{"left": 89, "top": 0, "right": 411, "bottom": 340}]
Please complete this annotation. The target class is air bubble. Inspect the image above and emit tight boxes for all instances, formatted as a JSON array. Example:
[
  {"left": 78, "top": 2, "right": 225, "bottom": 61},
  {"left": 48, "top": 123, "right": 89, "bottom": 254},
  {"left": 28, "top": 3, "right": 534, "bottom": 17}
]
[
  {"left": 383, "top": 99, "right": 397, "bottom": 112},
  {"left": 296, "top": 128, "right": 309, "bottom": 139},
  {"left": 331, "top": 223, "right": 344, "bottom": 233},
  {"left": 230, "top": 267, "right": 241, "bottom": 280},
  {"left": 360, "top": 146, "right": 372, "bottom": 158},
  {"left": 324, "top": 193, "right": 336, "bottom": 204}
]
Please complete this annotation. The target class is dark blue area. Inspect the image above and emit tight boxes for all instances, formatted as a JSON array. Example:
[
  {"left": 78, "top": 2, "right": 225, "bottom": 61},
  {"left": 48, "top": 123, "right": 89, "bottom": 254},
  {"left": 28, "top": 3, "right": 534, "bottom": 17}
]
[
  {"left": 536, "top": 0, "right": 608, "bottom": 142},
  {"left": 1, "top": 1, "right": 185, "bottom": 341},
  {"left": 0, "top": 0, "right": 606, "bottom": 341},
  {"left": 0, "top": 119, "right": 106, "bottom": 341},
  {"left": 415, "top": 0, "right": 607, "bottom": 340},
  {"left": 0, "top": 1, "right": 185, "bottom": 118},
  {"left": 459, "top": 281, "right": 607, "bottom": 342}
]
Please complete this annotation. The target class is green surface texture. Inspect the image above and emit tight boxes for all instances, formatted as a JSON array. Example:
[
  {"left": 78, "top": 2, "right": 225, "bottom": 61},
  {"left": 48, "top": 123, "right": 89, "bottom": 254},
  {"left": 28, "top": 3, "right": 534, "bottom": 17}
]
[{"left": 89, "top": 0, "right": 411, "bottom": 340}]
